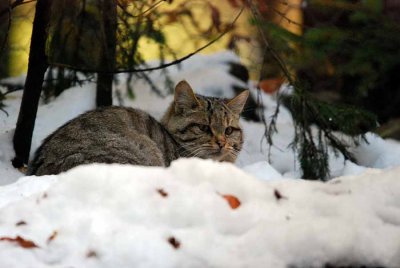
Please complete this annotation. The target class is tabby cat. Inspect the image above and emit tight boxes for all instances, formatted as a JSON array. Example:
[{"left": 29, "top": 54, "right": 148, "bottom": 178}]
[{"left": 28, "top": 80, "right": 249, "bottom": 176}]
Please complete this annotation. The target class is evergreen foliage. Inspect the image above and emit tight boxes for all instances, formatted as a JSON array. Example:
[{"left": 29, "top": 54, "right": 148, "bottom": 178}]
[
  {"left": 282, "top": 87, "right": 377, "bottom": 180},
  {"left": 259, "top": 0, "right": 400, "bottom": 122},
  {"left": 246, "top": 0, "right": 381, "bottom": 180}
]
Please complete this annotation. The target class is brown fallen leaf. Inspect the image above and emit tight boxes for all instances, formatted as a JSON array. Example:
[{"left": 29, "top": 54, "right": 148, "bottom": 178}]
[
  {"left": 157, "top": 188, "right": 168, "bottom": 198},
  {"left": 47, "top": 230, "right": 58, "bottom": 244},
  {"left": 86, "top": 250, "right": 98, "bottom": 258},
  {"left": 221, "top": 194, "right": 241, "bottom": 209},
  {"left": 18, "top": 166, "right": 28, "bottom": 174},
  {"left": 274, "top": 189, "right": 287, "bottom": 200},
  {"left": 0, "top": 236, "right": 39, "bottom": 249},
  {"left": 15, "top": 221, "right": 27, "bottom": 226},
  {"left": 168, "top": 236, "right": 180, "bottom": 249}
]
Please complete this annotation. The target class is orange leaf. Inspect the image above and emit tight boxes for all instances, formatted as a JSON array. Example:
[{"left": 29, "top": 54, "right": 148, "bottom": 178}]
[
  {"left": 0, "top": 236, "right": 39, "bottom": 249},
  {"left": 222, "top": 194, "right": 241, "bottom": 209},
  {"left": 259, "top": 78, "right": 284, "bottom": 94}
]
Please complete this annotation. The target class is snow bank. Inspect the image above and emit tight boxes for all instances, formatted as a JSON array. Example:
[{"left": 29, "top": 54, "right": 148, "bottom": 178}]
[{"left": 0, "top": 159, "right": 399, "bottom": 267}]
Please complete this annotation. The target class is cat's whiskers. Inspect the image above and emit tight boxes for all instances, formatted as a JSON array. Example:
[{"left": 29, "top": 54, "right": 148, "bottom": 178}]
[
  {"left": 223, "top": 147, "right": 241, "bottom": 160},
  {"left": 177, "top": 143, "right": 200, "bottom": 155},
  {"left": 186, "top": 146, "right": 209, "bottom": 158},
  {"left": 191, "top": 149, "right": 208, "bottom": 158},
  {"left": 182, "top": 145, "right": 205, "bottom": 158},
  {"left": 178, "top": 142, "right": 219, "bottom": 158}
]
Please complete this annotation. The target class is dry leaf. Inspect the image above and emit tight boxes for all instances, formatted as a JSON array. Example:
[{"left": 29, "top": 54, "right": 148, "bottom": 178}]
[
  {"left": 274, "top": 189, "right": 287, "bottom": 200},
  {"left": 221, "top": 194, "right": 241, "bottom": 209},
  {"left": 18, "top": 166, "right": 28, "bottom": 174},
  {"left": 259, "top": 78, "right": 284, "bottom": 94},
  {"left": 157, "top": 188, "right": 168, "bottom": 198},
  {"left": 15, "top": 221, "right": 27, "bottom": 226},
  {"left": 0, "top": 236, "right": 39, "bottom": 249},
  {"left": 86, "top": 250, "right": 98, "bottom": 258},
  {"left": 209, "top": 4, "right": 221, "bottom": 31},
  {"left": 47, "top": 231, "right": 58, "bottom": 244},
  {"left": 168, "top": 236, "right": 180, "bottom": 249}
]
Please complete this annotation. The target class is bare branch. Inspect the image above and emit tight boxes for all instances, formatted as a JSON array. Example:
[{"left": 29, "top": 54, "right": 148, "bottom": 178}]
[
  {"left": 49, "top": 5, "right": 245, "bottom": 74},
  {"left": 269, "top": 5, "right": 304, "bottom": 29},
  {"left": 246, "top": 0, "right": 293, "bottom": 84},
  {"left": 117, "top": 0, "right": 166, "bottom": 18},
  {"left": 0, "top": 0, "right": 12, "bottom": 60},
  {"left": 0, "top": 0, "right": 36, "bottom": 59},
  {"left": 0, "top": 0, "right": 36, "bottom": 18}
]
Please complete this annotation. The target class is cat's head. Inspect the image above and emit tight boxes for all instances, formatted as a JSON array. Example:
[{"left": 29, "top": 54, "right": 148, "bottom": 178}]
[{"left": 162, "top": 80, "right": 249, "bottom": 163}]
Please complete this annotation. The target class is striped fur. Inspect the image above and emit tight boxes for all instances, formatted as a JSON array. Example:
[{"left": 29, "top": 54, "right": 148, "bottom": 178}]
[{"left": 28, "top": 81, "right": 248, "bottom": 175}]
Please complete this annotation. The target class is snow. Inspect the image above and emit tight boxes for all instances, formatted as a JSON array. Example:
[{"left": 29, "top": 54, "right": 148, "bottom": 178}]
[
  {"left": 0, "top": 159, "right": 400, "bottom": 267},
  {"left": 0, "top": 50, "right": 400, "bottom": 266}
]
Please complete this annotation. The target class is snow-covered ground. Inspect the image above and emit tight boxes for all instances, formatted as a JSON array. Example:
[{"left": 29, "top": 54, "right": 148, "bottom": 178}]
[{"left": 0, "top": 51, "right": 400, "bottom": 267}]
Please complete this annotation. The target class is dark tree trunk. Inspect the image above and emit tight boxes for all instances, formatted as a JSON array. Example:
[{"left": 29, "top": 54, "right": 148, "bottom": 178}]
[
  {"left": 96, "top": 73, "right": 114, "bottom": 107},
  {"left": 96, "top": 0, "right": 117, "bottom": 107},
  {"left": 228, "top": 62, "right": 261, "bottom": 122},
  {"left": 12, "top": 0, "right": 52, "bottom": 168}
]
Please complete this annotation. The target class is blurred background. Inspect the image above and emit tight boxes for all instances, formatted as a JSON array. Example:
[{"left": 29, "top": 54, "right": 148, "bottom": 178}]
[{"left": 1, "top": 0, "right": 399, "bottom": 136}]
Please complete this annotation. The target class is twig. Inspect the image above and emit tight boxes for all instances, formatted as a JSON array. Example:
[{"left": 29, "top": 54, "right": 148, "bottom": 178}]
[
  {"left": 246, "top": 0, "right": 293, "bottom": 161},
  {"left": 0, "top": 0, "right": 12, "bottom": 60},
  {"left": 246, "top": 0, "right": 293, "bottom": 84},
  {"left": 49, "top": 5, "right": 245, "bottom": 74},
  {"left": 117, "top": 0, "right": 166, "bottom": 18},
  {"left": 269, "top": 5, "right": 304, "bottom": 29},
  {"left": 0, "top": 0, "right": 36, "bottom": 18},
  {"left": 0, "top": 82, "right": 24, "bottom": 94}
]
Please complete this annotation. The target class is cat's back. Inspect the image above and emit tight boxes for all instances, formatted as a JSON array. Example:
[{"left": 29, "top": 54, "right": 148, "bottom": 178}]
[
  {"left": 28, "top": 106, "right": 177, "bottom": 176},
  {"left": 40, "top": 106, "right": 156, "bottom": 146},
  {"left": 63, "top": 106, "right": 156, "bottom": 135}
]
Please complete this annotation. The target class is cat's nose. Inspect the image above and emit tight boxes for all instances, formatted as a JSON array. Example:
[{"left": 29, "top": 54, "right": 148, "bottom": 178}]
[{"left": 216, "top": 136, "right": 226, "bottom": 149}]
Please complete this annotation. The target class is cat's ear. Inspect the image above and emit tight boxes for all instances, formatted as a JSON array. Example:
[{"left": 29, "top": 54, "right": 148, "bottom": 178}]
[
  {"left": 174, "top": 80, "right": 200, "bottom": 111},
  {"left": 226, "top": 90, "right": 249, "bottom": 114}
]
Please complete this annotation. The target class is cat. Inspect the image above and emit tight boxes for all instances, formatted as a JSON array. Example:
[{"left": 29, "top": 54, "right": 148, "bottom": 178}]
[{"left": 28, "top": 80, "right": 249, "bottom": 176}]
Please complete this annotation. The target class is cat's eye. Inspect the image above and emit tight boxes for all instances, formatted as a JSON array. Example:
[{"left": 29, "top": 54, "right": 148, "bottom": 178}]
[
  {"left": 225, "top": 127, "right": 233, "bottom": 135},
  {"left": 198, "top": 125, "right": 210, "bottom": 132}
]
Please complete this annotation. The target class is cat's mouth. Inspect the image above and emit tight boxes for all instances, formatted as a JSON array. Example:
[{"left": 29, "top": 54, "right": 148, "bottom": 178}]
[
  {"left": 210, "top": 149, "right": 235, "bottom": 162},
  {"left": 188, "top": 146, "right": 235, "bottom": 162}
]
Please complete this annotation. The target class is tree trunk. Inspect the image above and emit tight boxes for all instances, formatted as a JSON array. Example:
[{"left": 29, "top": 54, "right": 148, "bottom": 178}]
[
  {"left": 96, "top": 0, "right": 117, "bottom": 107},
  {"left": 12, "top": 0, "right": 52, "bottom": 168}
]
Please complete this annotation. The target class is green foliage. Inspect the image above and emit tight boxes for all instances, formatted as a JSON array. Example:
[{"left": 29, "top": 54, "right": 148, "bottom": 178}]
[
  {"left": 254, "top": 0, "right": 397, "bottom": 180},
  {"left": 286, "top": 93, "right": 378, "bottom": 136},
  {"left": 280, "top": 88, "right": 377, "bottom": 180},
  {"left": 262, "top": 0, "right": 400, "bottom": 121},
  {"left": 297, "top": 131, "right": 329, "bottom": 180}
]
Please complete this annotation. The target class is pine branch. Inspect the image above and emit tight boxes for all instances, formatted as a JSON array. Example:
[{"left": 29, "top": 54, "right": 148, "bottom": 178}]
[{"left": 246, "top": 0, "right": 378, "bottom": 180}]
